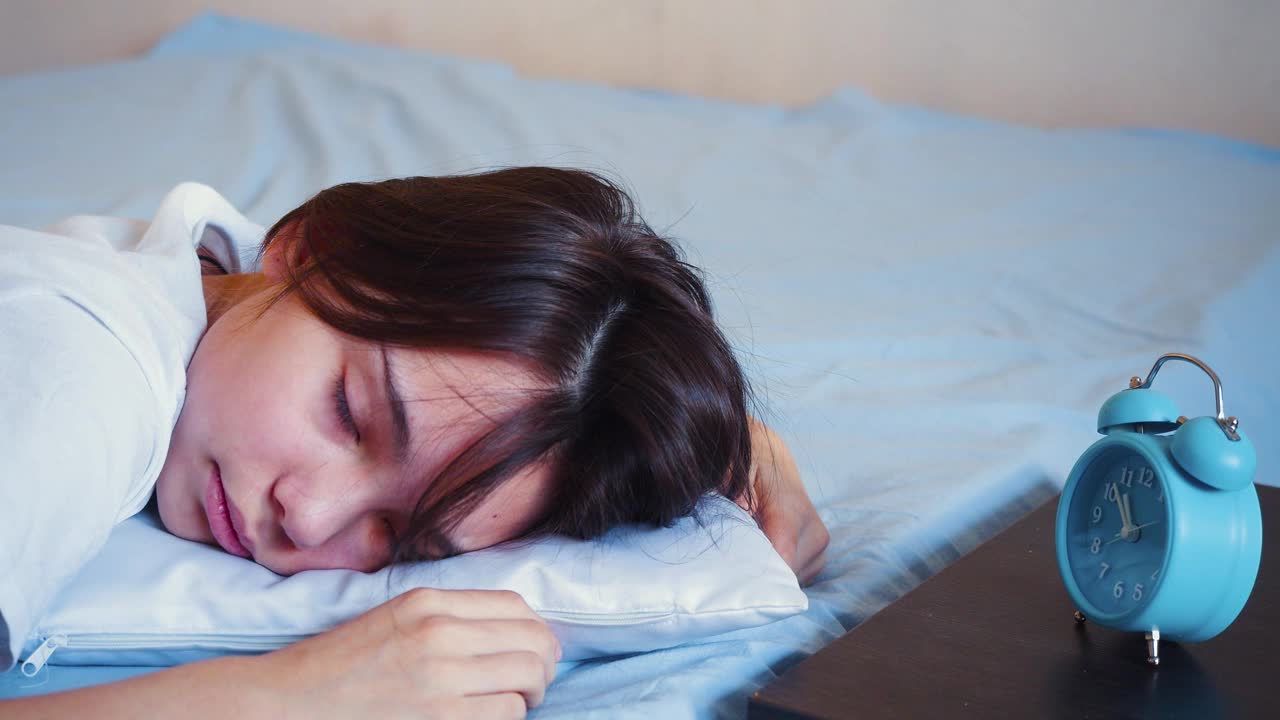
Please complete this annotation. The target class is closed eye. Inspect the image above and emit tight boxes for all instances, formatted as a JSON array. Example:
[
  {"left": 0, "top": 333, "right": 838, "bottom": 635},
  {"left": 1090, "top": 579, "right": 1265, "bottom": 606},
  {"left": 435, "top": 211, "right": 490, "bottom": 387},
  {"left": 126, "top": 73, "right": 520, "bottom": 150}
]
[{"left": 333, "top": 374, "right": 360, "bottom": 442}]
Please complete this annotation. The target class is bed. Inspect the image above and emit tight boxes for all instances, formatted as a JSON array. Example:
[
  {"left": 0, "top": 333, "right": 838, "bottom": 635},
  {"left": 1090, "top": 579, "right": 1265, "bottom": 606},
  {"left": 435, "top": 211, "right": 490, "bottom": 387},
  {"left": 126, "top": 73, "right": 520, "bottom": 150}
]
[{"left": 1, "top": 12, "right": 1278, "bottom": 719}]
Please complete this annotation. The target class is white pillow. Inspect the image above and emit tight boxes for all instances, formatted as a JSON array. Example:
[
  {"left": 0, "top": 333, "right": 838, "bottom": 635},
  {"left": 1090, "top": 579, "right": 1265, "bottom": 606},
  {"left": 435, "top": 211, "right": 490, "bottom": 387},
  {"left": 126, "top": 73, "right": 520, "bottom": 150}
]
[{"left": 18, "top": 495, "right": 806, "bottom": 671}]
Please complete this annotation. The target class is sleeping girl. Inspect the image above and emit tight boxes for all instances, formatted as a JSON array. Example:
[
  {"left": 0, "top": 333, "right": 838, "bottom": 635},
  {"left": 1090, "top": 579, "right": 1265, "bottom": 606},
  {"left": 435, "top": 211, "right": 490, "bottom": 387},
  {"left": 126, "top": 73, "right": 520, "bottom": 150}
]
[{"left": 0, "top": 167, "right": 828, "bottom": 719}]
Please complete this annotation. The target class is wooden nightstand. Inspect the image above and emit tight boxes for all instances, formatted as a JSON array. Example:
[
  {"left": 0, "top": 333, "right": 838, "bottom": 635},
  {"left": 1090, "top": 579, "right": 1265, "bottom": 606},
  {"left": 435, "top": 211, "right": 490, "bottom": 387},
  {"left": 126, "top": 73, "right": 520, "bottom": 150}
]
[{"left": 750, "top": 485, "right": 1277, "bottom": 719}]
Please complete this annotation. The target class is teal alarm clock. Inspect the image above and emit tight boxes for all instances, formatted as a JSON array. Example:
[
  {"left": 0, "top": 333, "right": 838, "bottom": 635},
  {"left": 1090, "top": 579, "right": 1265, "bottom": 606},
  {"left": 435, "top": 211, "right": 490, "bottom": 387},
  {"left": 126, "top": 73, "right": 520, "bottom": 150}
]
[{"left": 1055, "top": 352, "right": 1262, "bottom": 666}]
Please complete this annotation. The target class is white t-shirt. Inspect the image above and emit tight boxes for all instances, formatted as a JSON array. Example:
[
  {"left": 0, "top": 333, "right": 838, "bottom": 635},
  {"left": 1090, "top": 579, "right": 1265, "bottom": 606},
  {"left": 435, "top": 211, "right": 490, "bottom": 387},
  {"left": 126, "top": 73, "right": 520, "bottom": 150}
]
[{"left": 0, "top": 183, "right": 265, "bottom": 670}]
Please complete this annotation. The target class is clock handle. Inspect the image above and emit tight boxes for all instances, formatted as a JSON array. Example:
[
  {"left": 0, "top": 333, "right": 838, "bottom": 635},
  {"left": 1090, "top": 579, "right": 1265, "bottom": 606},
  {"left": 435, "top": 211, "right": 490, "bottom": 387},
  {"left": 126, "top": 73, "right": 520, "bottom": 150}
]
[{"left": 1130, "top": 353, "right": 1240, "bottom": 441}]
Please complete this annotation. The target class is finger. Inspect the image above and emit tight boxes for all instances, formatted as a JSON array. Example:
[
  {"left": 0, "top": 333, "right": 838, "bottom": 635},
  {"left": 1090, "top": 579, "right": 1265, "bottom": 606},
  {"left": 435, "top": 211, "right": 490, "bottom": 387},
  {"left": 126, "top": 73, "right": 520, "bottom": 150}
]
[
  {"left": 414, "top": 616, "right": 560, "bottom": 681},
  {"left": 395, "top": 587, "right": 542, "bottom": 622},
  {"left": 452, "top": 692, "right": 529, "bottom": 719},
  {"left": 435, "top": 651, "right": 552, "bottom": 707}
]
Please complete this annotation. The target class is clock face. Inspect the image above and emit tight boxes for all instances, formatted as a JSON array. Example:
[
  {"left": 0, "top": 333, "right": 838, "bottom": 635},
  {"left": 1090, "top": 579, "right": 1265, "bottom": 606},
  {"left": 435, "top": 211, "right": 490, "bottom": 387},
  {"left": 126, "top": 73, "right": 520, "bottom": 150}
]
[{"left": 1065, "top": 448, "right": 1171, "bottom": 616}]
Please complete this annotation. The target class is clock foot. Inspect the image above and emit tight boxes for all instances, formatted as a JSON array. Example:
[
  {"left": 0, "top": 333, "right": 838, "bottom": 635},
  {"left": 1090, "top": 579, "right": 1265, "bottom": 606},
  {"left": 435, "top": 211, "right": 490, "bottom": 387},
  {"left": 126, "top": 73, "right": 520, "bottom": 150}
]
[
  {"left": 1145, "top": 629, "right": 1160, "bottom": 666},
  {"left": 1073, "top": 610, "right": 1086, "bottom": 624}
]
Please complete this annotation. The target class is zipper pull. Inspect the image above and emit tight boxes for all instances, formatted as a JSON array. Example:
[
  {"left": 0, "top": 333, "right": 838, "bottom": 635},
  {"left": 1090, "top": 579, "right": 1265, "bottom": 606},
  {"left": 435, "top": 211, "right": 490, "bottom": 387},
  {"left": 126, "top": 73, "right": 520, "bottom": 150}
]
[{"left": 20, "top": 635, "right": 69, "bottom": 677}]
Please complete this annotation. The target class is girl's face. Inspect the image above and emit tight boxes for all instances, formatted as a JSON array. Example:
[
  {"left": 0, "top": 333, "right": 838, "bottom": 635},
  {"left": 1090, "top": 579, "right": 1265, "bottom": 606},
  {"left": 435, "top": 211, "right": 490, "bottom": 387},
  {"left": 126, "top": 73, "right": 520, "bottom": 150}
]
[{"left": 156, "top": 268, "right": 551, "bottom": 576}]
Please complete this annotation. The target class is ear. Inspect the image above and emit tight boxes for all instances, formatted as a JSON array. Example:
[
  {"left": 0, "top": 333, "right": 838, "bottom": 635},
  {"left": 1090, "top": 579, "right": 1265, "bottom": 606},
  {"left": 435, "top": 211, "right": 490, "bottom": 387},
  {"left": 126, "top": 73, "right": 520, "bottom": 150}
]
[{"left": 262, "top": 220, "right": 309, "bottom": 282}]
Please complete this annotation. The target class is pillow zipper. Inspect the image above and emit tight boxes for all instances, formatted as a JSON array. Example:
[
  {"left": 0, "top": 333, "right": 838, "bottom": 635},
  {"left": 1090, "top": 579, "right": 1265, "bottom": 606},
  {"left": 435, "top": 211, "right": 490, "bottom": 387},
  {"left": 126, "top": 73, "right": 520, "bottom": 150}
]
[
  {"left": 19, "top": 635, "right": 68, "bottom": 677},
  {"left": 18, "top": 603, "right": 802, "bottom": 672},
  {"left": 18, "top": 632, "right": 308, "bottom": 674}
]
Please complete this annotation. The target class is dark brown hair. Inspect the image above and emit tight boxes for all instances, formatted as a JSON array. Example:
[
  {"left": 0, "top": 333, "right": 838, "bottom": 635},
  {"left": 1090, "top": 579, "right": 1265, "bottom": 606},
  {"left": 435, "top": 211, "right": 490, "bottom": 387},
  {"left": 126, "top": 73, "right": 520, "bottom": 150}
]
[{"left": 260, "top": 167, "right": 754, "bottom": 563}]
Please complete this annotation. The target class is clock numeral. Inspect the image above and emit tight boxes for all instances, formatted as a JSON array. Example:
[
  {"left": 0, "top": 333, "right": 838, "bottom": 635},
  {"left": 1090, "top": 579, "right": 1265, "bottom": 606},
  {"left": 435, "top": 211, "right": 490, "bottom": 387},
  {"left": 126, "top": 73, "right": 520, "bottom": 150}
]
[
  {"left": 1091, "top": 506, "right": 1103, "bottom": 524},
  {"left": 1156, "top": 488, "right": 1164, "bottom": 504},
  {"left": 1151, "top": 569, "right": 1160, "bottom": 582},
  {"left": 1091, "top": 537, "right": 1102, "bottom": 554},
  {"left": 1138, "top": 468, "right": 1154, "bottom": 488},
  {"left": 1112, "top": 581, "right": 1125, "bottom": 599},
  {"left": 1119, "top": 467, "right": 1134, "bottom": 488},
  {"left": 1098, "top": 562, "right": 1110, "bottom": 579},
  {"left": 1105, "top": 483, "right": 1119, "bottom": 502},
  {"left": 1133, "top": 583, "right": 1144, "bottom": 602}
]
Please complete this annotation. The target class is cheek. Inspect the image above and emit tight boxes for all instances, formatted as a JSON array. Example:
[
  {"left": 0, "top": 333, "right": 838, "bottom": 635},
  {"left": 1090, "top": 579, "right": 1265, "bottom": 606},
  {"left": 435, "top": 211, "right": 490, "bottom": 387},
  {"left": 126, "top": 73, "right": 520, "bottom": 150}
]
[
  {"left": 275, "top": 523, "right": 390, "bottom": 574},
  {"left": 187, "top": 303, "right": 327, "bottom": 448},
  {"left": 452, "top": 465, "right": 553, "bottom": 551}
]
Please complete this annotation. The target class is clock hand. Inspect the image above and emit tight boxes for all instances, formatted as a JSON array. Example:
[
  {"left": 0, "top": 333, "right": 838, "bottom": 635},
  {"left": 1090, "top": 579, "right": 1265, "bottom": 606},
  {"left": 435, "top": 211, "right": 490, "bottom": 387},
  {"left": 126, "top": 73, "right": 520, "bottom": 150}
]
[
  {"left": 1113, "top": 490, "right": 1134, "bottom": 533},
  {"left": 1124, "top": 493, "right": 1136, "bottom": 528},
  {"left": 1107, "top": 520, "right": 1161, "bottom": 544}
]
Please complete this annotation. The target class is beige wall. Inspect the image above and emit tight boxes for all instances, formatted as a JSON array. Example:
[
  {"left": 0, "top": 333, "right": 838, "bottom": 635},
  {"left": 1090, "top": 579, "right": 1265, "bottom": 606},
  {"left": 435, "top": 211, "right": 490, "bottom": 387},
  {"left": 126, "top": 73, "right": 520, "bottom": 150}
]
[{"left": 1, "top": 0, "right": 1277, "bottom": 147}]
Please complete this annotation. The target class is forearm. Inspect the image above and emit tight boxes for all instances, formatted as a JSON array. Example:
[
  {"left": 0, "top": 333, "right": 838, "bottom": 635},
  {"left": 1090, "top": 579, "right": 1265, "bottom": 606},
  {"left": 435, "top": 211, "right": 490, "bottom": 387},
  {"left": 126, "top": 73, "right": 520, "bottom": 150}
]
[{"left": 0, "top": 655, "right": 281, "bottom": 720}]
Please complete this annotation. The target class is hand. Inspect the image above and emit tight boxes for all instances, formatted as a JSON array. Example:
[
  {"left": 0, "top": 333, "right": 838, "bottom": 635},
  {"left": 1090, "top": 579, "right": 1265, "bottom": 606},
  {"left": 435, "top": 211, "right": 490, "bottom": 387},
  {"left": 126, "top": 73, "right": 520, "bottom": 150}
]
[
  {"left": 736, "top": 418, "right": 829, "bottom": 585},
  {"left": 251, "top": 588, "right": 561, "bottom": 720}
]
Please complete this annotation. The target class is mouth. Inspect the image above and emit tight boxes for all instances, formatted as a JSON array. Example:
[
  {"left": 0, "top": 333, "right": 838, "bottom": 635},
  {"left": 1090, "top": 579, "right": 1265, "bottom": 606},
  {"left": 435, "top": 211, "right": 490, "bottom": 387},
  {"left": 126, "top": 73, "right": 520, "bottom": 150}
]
[{"left": 205, "top": 462, "right": 253, "bottom": 559}]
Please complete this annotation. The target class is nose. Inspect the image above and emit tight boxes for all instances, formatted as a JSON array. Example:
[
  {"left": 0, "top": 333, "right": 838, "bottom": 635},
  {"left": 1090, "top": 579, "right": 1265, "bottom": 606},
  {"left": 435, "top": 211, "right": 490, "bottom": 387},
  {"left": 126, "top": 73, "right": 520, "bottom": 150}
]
[{"left": 271, "top": 463, "right": 378, "bottom": 550}]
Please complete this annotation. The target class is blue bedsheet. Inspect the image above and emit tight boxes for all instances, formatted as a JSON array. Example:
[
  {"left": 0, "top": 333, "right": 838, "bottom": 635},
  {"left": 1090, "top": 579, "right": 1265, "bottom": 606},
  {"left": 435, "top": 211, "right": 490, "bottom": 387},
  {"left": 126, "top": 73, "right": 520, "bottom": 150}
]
[{"left": 2, "top": 13, "right": 1278, "bottom": 718}]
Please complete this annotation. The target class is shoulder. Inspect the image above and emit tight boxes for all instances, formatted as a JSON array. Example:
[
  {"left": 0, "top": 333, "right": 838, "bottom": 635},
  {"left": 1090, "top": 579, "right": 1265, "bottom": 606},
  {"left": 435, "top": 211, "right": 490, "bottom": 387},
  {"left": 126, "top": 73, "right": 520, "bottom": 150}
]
[
  {"left": 0, "top": 290, "right": 164, "bottom": 474},
  {"left": 0, "top": 292, "right": 161, "bottom": 488},
  {"left": 0, "top": 292, "right": 155, "bottom": 396}
]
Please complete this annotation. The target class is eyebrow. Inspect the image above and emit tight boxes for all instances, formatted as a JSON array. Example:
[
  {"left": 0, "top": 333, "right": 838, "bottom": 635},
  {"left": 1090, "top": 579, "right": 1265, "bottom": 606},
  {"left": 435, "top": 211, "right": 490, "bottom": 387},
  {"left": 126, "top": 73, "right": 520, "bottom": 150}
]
[{"left": 380, "top": 346, "right": 412, "bottom": 465}]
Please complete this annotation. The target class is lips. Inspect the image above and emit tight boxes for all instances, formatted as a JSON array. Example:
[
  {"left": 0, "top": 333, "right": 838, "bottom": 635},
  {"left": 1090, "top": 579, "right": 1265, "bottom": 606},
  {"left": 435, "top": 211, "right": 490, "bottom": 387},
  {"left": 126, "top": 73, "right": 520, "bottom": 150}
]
[{"left": 205, "top": 463, "right": 252, "bottom": 559}]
